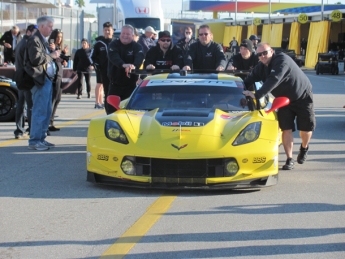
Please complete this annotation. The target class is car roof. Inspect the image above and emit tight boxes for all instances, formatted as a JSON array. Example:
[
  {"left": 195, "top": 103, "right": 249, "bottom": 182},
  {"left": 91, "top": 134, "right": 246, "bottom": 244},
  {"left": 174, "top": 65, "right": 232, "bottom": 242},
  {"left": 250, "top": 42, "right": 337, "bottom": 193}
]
[{"left": 141, "top": 73, "right": 244, "bottom": 88}]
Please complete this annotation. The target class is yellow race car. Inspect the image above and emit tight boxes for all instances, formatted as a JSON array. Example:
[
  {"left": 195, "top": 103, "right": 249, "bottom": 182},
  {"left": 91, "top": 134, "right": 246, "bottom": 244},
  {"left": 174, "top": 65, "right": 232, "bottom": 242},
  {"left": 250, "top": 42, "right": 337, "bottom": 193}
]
[{"left": 86, "top": 72, "right": 289, "bottom": 189}]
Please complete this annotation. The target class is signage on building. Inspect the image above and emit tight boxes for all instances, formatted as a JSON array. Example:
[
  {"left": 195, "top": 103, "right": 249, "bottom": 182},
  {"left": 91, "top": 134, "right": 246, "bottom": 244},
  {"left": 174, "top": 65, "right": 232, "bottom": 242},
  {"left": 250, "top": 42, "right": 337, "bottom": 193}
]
[
  {"left": 331, "top": 10, "right": 342, "bottom": 22},
  {"left": 298, "top": 13, "right": 308, "bottom": 24},
  {"left": 253, "top": 18, "right": 261, "bottom": 26}
]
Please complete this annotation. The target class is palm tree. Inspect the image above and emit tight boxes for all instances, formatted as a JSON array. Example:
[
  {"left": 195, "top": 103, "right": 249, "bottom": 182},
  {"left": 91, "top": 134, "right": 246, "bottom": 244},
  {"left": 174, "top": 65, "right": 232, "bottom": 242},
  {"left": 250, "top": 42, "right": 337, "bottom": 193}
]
[{"left": 75, "top": 0, "right": 85, "bottom": 8}]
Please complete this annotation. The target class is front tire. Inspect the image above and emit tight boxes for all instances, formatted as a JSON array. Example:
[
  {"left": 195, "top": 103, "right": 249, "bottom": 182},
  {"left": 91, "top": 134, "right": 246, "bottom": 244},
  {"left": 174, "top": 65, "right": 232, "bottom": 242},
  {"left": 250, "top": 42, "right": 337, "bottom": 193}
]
[{"left": 0, "top": 87, "right": 17, "bottom": 122}]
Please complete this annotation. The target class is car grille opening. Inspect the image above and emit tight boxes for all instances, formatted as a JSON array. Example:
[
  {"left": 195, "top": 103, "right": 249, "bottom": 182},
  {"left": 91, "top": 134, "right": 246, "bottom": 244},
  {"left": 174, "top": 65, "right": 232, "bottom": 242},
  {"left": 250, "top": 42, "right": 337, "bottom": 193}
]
[{"left": 130, "top": 157, "right": 230, "bottom": 178}]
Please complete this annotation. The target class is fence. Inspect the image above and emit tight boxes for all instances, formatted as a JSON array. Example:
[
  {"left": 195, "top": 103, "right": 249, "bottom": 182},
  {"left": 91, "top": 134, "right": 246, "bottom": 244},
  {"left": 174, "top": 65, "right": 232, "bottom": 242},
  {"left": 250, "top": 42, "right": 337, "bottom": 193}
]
[{"left": 0, "top": 2, "right": 98, "bottom": 55}]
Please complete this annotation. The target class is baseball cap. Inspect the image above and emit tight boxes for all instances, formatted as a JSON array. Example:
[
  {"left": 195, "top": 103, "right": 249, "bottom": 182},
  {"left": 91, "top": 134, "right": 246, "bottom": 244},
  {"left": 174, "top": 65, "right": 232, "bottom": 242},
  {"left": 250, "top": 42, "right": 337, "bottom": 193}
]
[
  {"left": 158, "top": 31, "right": 171, "bottom": 39},
  {"left": 240, "top": 39, "right": 253, "bottom": 52},
  {"left": 249, "top": 35, "right": 259, "bottom": 41},
  {"left": 26, "top": 24, "right": 38, "bottom": 32},
  {"left": 145, "top": 26, "right": 157, "bottom": 34}
]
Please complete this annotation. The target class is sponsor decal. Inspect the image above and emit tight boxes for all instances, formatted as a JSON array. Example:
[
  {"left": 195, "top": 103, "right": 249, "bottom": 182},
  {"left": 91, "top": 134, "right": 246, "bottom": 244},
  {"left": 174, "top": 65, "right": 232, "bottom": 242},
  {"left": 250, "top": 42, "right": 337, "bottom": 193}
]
[
  {"left": 156, "top": 60, "right": 173, "bottom": 66},
  {"left": 127, "top": 51, "right": 133, "bottom": 56},
  {"left": 242, "top": 158, "right": 248, "bottom": 163},
  {"left": 171, "top": 144, "right": 188, "bottom": 151},
  {"left": 193, "top": 122, "right": 204, "bottom": 126},
  {"left": 97, "top": 154, "right": 109, "bottom": 161},
  {"left": 205, "top": 52, "right": 212, "bottom": 57},
  {"left": 172, "top": 129, "right": 191, "bottom": 132},
  {"left": 113, "top": 157, "right": 118, "bottom": 161},
  {"left": 162, "top": 121, "right": 193, "bottom": 126}
]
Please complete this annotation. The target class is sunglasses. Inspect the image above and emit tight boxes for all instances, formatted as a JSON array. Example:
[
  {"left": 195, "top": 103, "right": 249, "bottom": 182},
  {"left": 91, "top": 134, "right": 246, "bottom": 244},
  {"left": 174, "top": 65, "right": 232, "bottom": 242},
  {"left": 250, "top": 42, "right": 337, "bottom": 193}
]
[
  {"left": 199, "top": 33, "right": 209, "bottom": 37},
  {"left": 160, "top": 39, "right": 171, "bottom": 42},
  {"left": 257, "top": 49, "right": 271, "bottom": 57},
  {"left": 185, "top": 31, "right": 191, "bottom": 34}
]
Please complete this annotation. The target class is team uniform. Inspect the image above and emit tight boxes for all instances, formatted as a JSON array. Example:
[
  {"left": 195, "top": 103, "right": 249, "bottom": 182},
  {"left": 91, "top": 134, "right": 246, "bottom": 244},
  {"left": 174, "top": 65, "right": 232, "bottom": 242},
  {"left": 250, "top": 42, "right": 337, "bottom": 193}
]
[
  {"left": 244, "top": 52, "right": 316, "bottom": 132},
  {"left": 107, "top": 39, "right": 144, "bottom": 114},
  {"left": 184, "top": 41, "right": 227, "bottom": 70}
]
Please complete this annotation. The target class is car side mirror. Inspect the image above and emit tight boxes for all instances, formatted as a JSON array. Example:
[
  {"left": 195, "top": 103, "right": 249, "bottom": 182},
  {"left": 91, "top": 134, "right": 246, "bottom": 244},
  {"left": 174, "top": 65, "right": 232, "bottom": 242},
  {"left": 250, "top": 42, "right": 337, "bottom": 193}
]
[
  {"left": 265, "top": 97, "right": 290, "bottom": 114},
  {"left": 107, "top": 95, "right": 121, "bottom": 111}
]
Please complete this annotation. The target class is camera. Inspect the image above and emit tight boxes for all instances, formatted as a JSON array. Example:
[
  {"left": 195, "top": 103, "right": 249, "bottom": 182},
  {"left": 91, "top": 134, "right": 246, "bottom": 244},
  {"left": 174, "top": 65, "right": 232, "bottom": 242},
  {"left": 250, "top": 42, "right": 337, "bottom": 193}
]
[{"left": 59, "top": 53, "right": 70, "bottom": 62}]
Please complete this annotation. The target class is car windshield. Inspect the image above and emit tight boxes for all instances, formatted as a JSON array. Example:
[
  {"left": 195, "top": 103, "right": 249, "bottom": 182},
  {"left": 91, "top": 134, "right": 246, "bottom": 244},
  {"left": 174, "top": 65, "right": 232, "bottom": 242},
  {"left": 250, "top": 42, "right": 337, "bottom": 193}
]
[{"left": 127, "top": 85, "right": 248, "bottom": 112}]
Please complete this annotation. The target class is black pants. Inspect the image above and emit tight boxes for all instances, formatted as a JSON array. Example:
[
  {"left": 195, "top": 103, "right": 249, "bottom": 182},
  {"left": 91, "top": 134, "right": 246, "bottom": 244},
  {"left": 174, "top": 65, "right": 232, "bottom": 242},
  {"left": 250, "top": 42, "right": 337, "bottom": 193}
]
[
  {"left": 107, "top": 81, "right": 136, "bottom": 114},
  {"left": 14, "top": 89, "right": 32, "bottom": 135},
  {"left": 77, "top": 71, "right": 91, "bottom": 96},
  {"left": 100, "top": 70, "right": 110, "bottom": 113},
  {"left": 50, "top": 78, "right": 62, "bottom": 126}
]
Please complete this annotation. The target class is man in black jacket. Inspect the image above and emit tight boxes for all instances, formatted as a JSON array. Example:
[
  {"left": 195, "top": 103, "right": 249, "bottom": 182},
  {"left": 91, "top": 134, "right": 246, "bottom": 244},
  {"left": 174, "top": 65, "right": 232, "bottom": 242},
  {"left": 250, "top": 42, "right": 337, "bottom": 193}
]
[
  {"left": 226, "top": 39, "right": 259, "bottom": 71},
  {"left": 13, "top": 24, "right": 37, "bottom": 139},
  {"left": 176, "top": 26, "right": 197, "bottom": 58},
  {"left": 91, "top": 22, "right": 114, "bottom": 110},
  {"left": 0, "top": 25, "right": 22, "bottom": 64},
  {"left": 144, "top": 31, "right": 184, "bottom": 71},
  {"left": 183, "top": 24, "right": 226, "bottom": 71},
  {"left": 107, "top": 24, "right": 144, "bottom": 114},
  {"left": 25, "top": 16, "right": 60, "bottom": 151},
  {"left": 243, "top": 43, "right": 316, "bottom": 170}
]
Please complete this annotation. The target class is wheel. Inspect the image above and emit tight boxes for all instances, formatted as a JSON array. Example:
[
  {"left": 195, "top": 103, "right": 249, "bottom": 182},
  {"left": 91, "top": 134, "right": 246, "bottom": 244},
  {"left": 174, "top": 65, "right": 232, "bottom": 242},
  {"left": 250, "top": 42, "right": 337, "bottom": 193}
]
[{"left": 0, "top": 87, "right": 17, "bottom": 122}]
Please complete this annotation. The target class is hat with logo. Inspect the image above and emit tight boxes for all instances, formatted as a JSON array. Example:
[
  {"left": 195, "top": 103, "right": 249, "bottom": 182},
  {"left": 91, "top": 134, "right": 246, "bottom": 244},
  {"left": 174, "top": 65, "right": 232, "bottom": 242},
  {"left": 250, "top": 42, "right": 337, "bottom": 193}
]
[
  {"left": 26, "top": 24, "right": 38, "bottom": 32},
  {"left": 145, "top": 26, "right": 157, "bottom": 34},
  {"left": 249, "top": 34, "right": 259, "bottom": 41},
  {"left": 240, "top": 39, "right": 253, "bottom": 52},
  {"left": 158, "top": 31, "right": 171, "bottom": 39}
]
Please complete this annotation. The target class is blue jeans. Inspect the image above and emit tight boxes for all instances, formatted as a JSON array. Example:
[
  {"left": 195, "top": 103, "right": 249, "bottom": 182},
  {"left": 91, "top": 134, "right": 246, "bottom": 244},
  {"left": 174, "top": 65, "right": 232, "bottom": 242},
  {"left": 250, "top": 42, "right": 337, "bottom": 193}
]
[{"left": 29, "top": 78, "right": 53, "bottom": 145}]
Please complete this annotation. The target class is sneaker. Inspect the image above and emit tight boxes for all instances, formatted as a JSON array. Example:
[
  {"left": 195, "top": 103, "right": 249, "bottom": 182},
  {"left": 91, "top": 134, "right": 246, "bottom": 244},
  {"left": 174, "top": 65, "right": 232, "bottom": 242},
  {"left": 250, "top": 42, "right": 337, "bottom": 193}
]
[
  {"left": 95, "top": 103, "right": 104, "bottom": 109},
  {"left": 77, "top": 95, "right": 81, "bottom": 99},
  {"left": 282, "top": 158, "right": 294, "bottom": 170},
  {"left": 42, "top": 140, "right": 55, "bottom": 148},
  {"left": 297, "top": 145, "right": 309, "bottom": 164},
  {"left": 87, "top": 93, "right": 91, "bottom": 98},
  {"left": 28, "top": 142, "right": 49, "bottom": 151},
  {"left": 15, "top": 134, "right": 23, "bottom": 139},
  {"left": 49, "top": 126, "right": 60, "bottom": 131}
]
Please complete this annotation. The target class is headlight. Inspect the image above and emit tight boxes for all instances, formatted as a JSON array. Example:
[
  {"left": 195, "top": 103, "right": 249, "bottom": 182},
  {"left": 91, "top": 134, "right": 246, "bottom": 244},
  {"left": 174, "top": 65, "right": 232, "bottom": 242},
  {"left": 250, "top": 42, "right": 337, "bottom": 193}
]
[
  {"left": 105, "top": 120, "right": 129, "bottom": 144},
  {"left": 121, "top": 158, "right": 136, "bottom": 175},
  {"left": 225, "top": 159, "right": 239, "bottom": 176},
  {"left": 233, "top": 122, "right": 261, "bottom": 146}
]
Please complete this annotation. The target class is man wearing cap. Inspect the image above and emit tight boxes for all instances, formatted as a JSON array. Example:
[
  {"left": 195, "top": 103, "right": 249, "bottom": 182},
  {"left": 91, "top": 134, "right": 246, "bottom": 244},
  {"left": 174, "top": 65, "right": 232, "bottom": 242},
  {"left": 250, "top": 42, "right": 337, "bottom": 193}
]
[
  {"left": 13, "top": 24, "right": 38, "bottom": 139},
  {"left": 226, "top": 39, "right": 259, "bottom": 71},
  {"left": 137, "top": 26, "right": 156, "bottom": 56},
  {"left": 144, "top": 31, "right": 184, "bottom": 71},
  {"left": 249, "top": 35, "right": 259, "bottom": 52},
  {"left": 107, "top": 24, "right": 145, "bottom": 114},
  {"left": 0, "top": 25, "right": 22, "bottom": 64},
  {"left": 183, "top": 24, "right": 227, "bottom": 71}
]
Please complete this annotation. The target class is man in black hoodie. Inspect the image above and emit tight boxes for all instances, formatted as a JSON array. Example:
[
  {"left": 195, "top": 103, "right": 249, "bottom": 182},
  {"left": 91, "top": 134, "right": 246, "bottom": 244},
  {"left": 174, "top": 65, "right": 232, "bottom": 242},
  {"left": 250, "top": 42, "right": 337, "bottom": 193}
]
[
  {"left": 90, "top": 22, "right": 114, "bottom": 109},
  {"left": 144, "top": 31, "right": 184, "bottom": 71},
  {"left": 107, "top": 24, "right": 144, "bottom": 114},
  {"left": 176, "top": 26, "right": 197, "bottom": 58}
]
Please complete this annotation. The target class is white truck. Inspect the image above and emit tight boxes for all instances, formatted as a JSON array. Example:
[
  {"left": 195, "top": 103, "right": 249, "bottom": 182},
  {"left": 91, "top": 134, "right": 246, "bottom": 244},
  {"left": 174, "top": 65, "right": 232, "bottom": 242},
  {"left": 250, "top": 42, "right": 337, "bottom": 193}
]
[{"left": 96, "top": 0, "right": 164, "bottom": 35}]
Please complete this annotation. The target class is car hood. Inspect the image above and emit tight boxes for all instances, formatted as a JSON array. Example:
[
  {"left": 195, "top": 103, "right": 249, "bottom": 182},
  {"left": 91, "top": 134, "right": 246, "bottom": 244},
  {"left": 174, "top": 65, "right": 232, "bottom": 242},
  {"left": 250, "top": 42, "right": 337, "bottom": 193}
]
[{"left": 117, "top": 108, "right": 251, "bottom": 141}]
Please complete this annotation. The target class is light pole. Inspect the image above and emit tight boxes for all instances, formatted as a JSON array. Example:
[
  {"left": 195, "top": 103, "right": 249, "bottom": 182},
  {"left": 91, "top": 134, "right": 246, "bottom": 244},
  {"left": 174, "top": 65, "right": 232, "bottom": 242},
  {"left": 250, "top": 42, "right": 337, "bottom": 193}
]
[
  {"left": 268, "top": 0, "right": 271, "bottom": 24},
  {"left": 321, "top": 0, "right": 324, "bottom": 20}
]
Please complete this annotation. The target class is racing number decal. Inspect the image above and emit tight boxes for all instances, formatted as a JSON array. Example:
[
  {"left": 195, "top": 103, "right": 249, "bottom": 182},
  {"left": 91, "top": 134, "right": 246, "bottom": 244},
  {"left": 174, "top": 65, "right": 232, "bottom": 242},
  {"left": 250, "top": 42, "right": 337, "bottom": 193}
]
[
  {"left": 97, "top": 154, "right": 109, "bottom": 161},
  {"left": 253, "top": 157, "right": 266, "bottom": 163}
]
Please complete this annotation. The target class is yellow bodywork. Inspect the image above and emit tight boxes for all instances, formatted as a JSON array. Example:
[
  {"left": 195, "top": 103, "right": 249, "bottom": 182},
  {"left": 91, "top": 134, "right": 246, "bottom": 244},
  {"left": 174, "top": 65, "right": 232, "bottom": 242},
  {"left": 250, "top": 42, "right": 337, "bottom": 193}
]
[{"left": 87, "top": 107, "right": 281, "bottom": 188}]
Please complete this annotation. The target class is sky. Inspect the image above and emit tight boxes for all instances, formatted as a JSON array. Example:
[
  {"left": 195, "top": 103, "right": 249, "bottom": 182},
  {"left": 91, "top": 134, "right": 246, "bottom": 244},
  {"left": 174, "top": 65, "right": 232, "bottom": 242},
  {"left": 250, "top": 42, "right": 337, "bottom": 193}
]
[{"left": 82, "top": 0, "right": 343, "bottom": 17}]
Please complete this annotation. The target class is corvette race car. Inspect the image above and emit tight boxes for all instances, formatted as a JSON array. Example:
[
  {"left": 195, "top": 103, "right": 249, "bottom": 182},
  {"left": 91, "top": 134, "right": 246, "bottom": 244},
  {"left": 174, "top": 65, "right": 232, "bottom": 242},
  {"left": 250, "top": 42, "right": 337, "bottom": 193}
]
[{"left": 86, "top": 71, "right": 289, "bottom": 189}]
